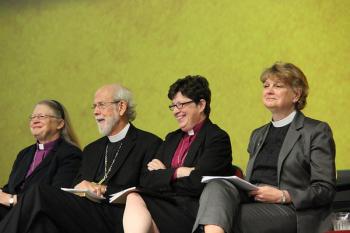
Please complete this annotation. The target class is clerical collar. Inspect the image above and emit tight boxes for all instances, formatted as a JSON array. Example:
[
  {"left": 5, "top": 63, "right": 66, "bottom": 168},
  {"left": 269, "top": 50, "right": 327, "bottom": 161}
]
[
  {"left": 271, "top": 111, "right": 296, "bottom": 127},
  {"left": 108, "top": 123, "right": 130, "bottom": 143},
  {"left": 37, "top": 138, "right": 60, "bottom": 151},
  {"left": 186, "top": 120, "right": 204, "bottom": 136}
]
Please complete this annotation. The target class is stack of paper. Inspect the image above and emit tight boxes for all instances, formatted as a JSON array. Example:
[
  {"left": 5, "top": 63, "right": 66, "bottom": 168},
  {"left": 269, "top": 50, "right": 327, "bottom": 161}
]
[{"left": 201, "top": 176, "right": 258, "bottom": 191}]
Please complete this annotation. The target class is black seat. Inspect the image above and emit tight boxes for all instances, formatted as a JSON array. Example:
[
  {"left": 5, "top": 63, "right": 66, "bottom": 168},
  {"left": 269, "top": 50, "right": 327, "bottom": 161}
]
[{"left": 333, "top": 170, "right": 350, "bottom": 212}]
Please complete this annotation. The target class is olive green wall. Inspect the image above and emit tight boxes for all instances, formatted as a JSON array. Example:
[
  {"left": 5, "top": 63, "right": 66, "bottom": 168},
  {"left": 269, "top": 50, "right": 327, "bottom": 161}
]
[{"left": 1, "top": 0, "right": 349, "bottom": 185}]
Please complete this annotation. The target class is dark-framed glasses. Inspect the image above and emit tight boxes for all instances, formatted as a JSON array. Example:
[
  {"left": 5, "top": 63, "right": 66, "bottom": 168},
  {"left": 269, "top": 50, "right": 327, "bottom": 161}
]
[
  {"left": 91, "top": 101, "right": 120, "bottom": 110},
  {"left": 168, "top": 100, "right": 194, "bottom": 111},
  {"left": 29, "top": 115, "right": 60, "bottom": 121}
]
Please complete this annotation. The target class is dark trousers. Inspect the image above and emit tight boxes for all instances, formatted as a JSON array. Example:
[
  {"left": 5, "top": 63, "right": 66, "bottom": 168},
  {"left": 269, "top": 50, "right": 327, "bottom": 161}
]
[
  {"left": 0, "top": 205, "right": 10, "bottom": 222},
  {"left": 0, "top": 184, "right": 125, "bottom": 233},
  {"left": 193, "top": 179, "right": 297, "bottom": 233}
]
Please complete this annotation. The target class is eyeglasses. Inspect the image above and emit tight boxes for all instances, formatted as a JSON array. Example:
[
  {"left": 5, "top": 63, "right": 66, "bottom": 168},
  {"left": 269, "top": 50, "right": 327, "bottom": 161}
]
[
  {"left": 91, "top": 101, "right": 120, "bottom": 110},
  {"left": 168, "top": 100, "right": 194, "bottom": 111},
  {"left": 29, "top": 115, "right": 60, "bottom": 121}
]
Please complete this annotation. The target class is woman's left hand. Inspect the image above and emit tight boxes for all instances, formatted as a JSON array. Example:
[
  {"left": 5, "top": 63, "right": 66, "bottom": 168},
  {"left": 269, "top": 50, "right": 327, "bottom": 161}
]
[
  {"left": 147, "top": 159, "right": 166, "bottom": 171},
  {"left": 249, "top": 185, "right": 285, "bottom": 203}
]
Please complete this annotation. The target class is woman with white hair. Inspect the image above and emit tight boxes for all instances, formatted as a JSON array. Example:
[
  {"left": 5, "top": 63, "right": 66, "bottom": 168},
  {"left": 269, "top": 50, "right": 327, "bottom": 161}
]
[{"left": 0, "top": 100, "right": 82, "bottom": 220}]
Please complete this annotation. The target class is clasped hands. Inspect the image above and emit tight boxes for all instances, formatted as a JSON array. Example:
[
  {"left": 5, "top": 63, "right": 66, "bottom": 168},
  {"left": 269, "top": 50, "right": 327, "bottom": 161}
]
[
  {"left": 249, "top": 185, "right": 290, "bottom": 204},
  {"left": 74, "top": 180, "right": 107, "bottom": 198},
  {"left": 147, "top": 159, "right": 195, "bottom": 178}
]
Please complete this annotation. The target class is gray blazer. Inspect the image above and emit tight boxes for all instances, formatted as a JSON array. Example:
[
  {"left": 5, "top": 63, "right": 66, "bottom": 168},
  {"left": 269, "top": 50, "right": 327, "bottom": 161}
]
[{"left": 246, "top": 111, "right": 336, "bottom": 233}]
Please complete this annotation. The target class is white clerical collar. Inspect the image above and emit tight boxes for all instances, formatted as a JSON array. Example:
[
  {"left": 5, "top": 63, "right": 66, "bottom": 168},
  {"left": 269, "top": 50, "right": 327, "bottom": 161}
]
[
  {"left": 187, "top": 129, "right": 194, "bottom": 136},
  {"left": 185, "top": 120, "right": 205, "bottom": 136},
  {"left": 271, "top": 111, "right": 296, "bottom": 127},
  {"left": 37, "top": 138, "right": 59, "bottom": 151},
  {"left": 108, "top": 123, "right": 130, "bottom": 143},
  {"left": 38, "top": 144, "right": 44, "bottom": 150}
]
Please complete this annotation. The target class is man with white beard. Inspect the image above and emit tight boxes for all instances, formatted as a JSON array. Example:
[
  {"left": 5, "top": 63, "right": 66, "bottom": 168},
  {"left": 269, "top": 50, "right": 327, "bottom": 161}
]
[{"left": 0, "top": 84, "right": 162, "bottom": 233}]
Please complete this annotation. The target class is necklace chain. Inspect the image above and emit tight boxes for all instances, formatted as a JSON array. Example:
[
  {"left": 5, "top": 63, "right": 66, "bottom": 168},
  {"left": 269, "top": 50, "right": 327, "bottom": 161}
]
[{"left": 99, "top": 142, "right": 123, "bottom": 184}]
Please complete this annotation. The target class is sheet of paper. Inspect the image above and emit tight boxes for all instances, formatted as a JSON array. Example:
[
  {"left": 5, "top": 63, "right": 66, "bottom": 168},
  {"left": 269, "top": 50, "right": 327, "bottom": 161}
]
[{"left": 201, "top": 176, "right": 258, "bottom": 191}]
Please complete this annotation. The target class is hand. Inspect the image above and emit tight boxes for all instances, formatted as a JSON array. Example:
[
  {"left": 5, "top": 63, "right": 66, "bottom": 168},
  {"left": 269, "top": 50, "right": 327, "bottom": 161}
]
[
  {"left": 147, "top": 159, "right": 166, "bottom": 171},
  {"left": 74, "top": 180, "right": 107, "bottom": 197},
  {"left": 176, "top": 167, "right": 195, "bottom": 178},
  {"left": 249, "top": 185, "right": 289, "bottom": 204},
  {"left": 0, "top": 191, "right": 16, "bottom": 207},
  {"left": 0, "top": 191, "right": 9, "bottom": 206}
]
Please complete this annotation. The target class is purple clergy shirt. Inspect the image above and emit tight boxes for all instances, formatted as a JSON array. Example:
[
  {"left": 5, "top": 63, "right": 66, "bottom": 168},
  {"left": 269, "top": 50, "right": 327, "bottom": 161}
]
[
  {"left": 171, "top": 121, "right": 204, "bottom": 178},
  {"left": 25, "top": 138, "right": 60, "bottom": 178}
]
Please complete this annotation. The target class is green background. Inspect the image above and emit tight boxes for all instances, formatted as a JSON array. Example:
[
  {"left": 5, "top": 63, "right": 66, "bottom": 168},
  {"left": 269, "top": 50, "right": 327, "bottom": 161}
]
[{"left": 1, "top": 0, "right": 349, "bottom": 185}]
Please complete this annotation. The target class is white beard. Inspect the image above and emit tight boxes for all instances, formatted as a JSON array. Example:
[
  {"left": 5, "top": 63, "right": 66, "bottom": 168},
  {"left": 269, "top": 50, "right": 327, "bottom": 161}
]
[{"left": 97, "top": 114, "right": 120, "bottom": 136}]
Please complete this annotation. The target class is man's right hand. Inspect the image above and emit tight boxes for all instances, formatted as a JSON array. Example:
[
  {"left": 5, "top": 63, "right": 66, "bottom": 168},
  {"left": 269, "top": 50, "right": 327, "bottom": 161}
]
[{"left": 74, "top": 180, "right": 106, "bottom": 197}]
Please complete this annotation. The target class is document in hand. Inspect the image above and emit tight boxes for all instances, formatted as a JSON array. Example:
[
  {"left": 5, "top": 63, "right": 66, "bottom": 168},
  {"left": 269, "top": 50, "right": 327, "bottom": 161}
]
[
  {"left": 201, "top": 176, "right": 258, "bottom": 191},
  {"left": 61, "top": 188, "right": 106, "bottom": 203},
  {"left": 109, "top": 186, "right": 138, "bottom": 204}
]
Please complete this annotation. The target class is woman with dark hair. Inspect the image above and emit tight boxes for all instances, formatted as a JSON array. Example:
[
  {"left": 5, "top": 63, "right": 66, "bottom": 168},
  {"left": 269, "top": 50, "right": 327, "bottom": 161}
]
[
  {"left": 0, "top": 100, "right": 82, "bottom": 220},
  {"left": 193, "top": 62, "right": 336, "bottom": 233},
  {"left": 123, "top": 75, "right": 236, "bottom": 233}
]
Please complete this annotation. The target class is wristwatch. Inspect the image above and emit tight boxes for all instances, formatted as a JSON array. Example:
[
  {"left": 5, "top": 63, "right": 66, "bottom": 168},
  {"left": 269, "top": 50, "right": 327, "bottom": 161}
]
[
  {"left": 280, "top": 190, "right": 286, "bottom": 204},
  {"left": 9, "top": 195, "right": 14, "bottom": 207}
]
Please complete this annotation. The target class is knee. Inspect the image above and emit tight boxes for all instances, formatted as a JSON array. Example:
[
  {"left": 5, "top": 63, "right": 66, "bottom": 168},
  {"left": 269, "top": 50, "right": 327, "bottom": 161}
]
[
  {"left": 204, "top": 179, "right": 239, "bottom": 197},
  {"left": 126, "top": 192, "right": 141, "bottom": 201},
  {"left": 23, "top": 183, "right": 43, "bottom": 198},
  {"left": 23, "top": 184, "right": 56, "bottom": 205},
  {"left": 206, "top": 179, "right": 229, "bottom": 189},
  {"left": 126, "top": 192, "right": 146, "bottom": 207},
  {"left": 32, "top": 183, "right": 53, "bottom": 195}
]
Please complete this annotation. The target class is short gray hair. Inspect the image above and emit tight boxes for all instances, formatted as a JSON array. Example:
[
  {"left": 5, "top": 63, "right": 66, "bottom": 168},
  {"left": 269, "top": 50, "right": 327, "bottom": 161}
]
[{"left": 113, "top": 85, "right": 136, "bottom": 121}]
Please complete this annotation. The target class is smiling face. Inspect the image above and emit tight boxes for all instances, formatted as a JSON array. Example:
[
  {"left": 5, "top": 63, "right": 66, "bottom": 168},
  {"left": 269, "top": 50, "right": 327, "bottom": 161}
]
[
  {"left": 93, "top": 86, "right": 122, "bottom": 136},
  {"left": 30, "top": 104, "right": 64, "bottom": 143},
  {"left": 171, "top": 92, "right": 206, "bottom": 132},
  {"left": 262, "top": 77, "right": 301, "bottom": 120}
]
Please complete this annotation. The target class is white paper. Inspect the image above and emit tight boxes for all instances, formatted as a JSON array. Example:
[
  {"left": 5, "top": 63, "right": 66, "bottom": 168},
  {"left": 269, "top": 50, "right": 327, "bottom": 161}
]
[
  {"left": 61, "top": 188, "right": 105, "bottom": 202},
  {"left": 109, "top": 186, "right": 138, "bottom": 204},
  {"left": 201, "top": 176, "right": 258, "bottom": 191}
]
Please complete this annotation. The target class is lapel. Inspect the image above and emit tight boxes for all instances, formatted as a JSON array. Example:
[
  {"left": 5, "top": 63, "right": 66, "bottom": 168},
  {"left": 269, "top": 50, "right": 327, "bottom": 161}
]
[
  {"left": 163, "top": 130, "right": 182, "bottom": 167},
  {"left": 277, "top": 111, "right": 304, "bottom": 184},
  {"left": 183, "top": 119, "right": 210, "bottom": 166},
  {"left": 89, "top": 137, "right": 109, "bottom": 181},
  {"left": 103, "top": 124, "right": 137, "bottom": 183},
  {"left": 12, "top": 145, "right": 36, "bottom": 189},
  {"left": 245, "top": 124, "right": 270, "bottom": 180}
]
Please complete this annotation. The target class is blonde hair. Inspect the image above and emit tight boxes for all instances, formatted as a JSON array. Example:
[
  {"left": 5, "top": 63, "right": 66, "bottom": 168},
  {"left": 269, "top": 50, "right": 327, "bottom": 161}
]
[
  {"left": 260, "top": 62, "right": 309, "bottom": 110},
  {"left": 36, "top": 100, "right": 80, "bottom": 148}
]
